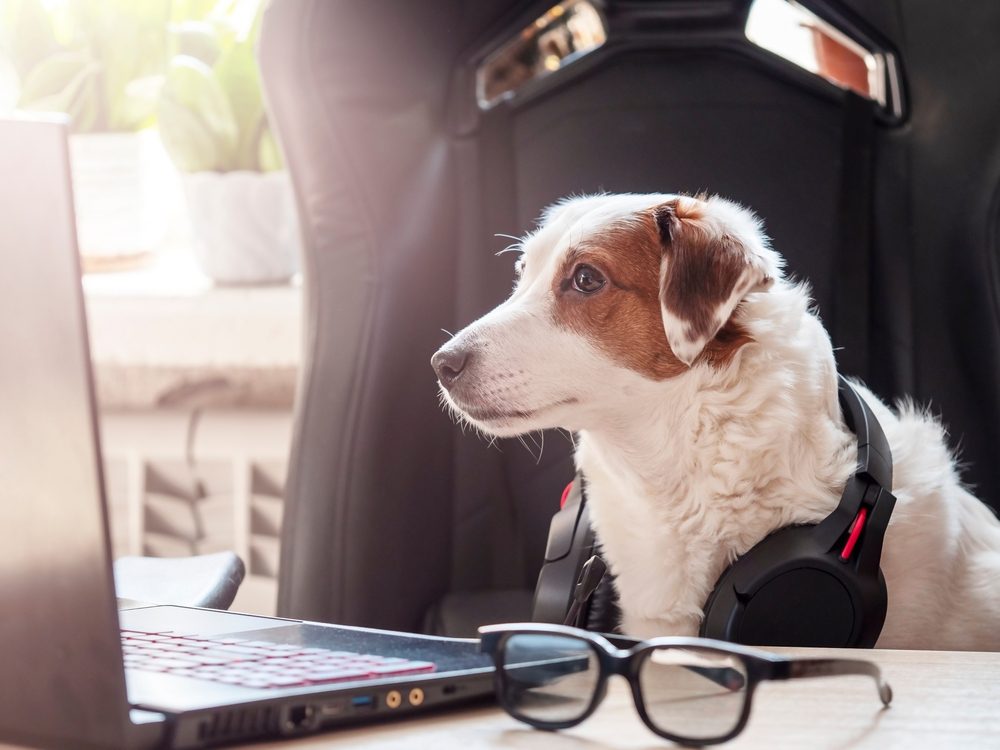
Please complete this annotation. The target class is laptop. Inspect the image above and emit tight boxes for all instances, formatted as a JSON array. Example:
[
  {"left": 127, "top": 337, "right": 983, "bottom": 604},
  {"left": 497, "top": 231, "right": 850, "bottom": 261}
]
[{"left": 0, "top": 117, "right": 494, "bottom": 750}]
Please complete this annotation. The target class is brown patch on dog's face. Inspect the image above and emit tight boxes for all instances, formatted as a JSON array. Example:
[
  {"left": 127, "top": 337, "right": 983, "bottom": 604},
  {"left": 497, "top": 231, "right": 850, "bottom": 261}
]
[{"left": 550, "top": 212, "right": 750, "bottom": 380}]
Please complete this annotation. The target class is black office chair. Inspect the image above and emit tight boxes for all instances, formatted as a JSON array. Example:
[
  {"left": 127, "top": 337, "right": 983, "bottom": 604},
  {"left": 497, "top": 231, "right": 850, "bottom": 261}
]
[{"left": 258, "top": 0, "right": 1000, "bottom": 636}]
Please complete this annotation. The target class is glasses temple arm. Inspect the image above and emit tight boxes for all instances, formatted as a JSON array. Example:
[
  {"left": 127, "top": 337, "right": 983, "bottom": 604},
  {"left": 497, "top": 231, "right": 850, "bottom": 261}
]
[{"left": 777, "top": 658, "right": 893, "bottom": 706}]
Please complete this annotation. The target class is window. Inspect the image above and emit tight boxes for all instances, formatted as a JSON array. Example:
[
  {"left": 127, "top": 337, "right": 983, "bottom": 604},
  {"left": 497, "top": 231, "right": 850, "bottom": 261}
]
[
  {"left": 746, "top": 0, "right": 902, "bottom": 118},
  {"left": 477, "top": 0, "right": 607, "bottom": 110}
]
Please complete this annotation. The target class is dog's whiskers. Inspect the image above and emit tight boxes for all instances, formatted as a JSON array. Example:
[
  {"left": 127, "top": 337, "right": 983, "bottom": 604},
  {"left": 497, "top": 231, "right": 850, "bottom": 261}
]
[
  {"left": 443, "top": 398, "right": 499, "bottom": 444},
  {"left": 515, "top": 431, "right": 545, "bottom": 464},
  {"left": 515, "top": 434, "right": 537, "bottom": 462},
  {"left": 557, "top": 428, "right": 577, "bottom": 448}
]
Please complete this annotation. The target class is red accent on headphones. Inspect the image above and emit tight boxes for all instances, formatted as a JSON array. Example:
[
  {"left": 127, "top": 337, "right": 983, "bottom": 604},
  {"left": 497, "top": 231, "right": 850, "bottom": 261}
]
[
  {"left": 560, "top": 481, "right": 574, "bottom": 509},
  {"left": 840, "top": 507, "right": 868, "bottom": 561}
]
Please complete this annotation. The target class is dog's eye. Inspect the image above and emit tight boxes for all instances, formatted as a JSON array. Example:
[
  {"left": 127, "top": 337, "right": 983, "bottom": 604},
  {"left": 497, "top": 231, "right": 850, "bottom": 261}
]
[{"left": 572, "top": 264, "right": 606, "bottom": 293}]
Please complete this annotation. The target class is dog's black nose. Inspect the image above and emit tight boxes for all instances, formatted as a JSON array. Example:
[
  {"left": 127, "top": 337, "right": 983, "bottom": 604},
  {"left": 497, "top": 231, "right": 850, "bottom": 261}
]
[{"left": 431, "top": 346, "right": 470, "bottom": 390}]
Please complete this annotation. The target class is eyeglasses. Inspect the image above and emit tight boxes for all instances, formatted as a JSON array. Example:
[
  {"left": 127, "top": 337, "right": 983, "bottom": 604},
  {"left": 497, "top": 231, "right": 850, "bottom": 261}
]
[{"left": 479, "top": 623, "right": 892, "bottom": 746}]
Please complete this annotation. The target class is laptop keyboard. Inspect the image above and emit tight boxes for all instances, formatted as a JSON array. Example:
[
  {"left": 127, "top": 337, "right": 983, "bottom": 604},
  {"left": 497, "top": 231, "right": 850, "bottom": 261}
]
[{"left": 121, "top": 629, "right": 436, "bottom": 689}]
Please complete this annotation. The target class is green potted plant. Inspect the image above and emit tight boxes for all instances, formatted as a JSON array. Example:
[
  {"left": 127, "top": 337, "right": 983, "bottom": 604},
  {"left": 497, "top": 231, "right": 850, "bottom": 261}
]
[
  {"left": 5, "top": 0, "right": 173, "bottom": 270},
  {"left": 157, "top": 1, "right": 299, "bottom": 284}
]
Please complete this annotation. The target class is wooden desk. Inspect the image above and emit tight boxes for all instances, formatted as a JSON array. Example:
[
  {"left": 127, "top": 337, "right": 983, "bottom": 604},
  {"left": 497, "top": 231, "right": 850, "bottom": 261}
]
[
  {"left": 244, "top": 647, "right": 1000, "bottom": 750},
  {"left": 2, "top": 647, "right": 997, "bottom": 749}
]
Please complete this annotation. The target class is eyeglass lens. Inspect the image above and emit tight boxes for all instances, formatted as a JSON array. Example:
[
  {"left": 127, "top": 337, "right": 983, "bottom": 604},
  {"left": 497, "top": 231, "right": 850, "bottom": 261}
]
[
  {"left": 638, "top": 646, "right": 749, "bottom": 741},
  {"left": 501, "top": 633, "right": 600, "bottom": 724}
]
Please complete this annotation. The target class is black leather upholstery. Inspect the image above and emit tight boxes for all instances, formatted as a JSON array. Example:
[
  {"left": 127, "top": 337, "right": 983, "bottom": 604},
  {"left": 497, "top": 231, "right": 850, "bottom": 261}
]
[
  {"left": 259, "top": 0, "right": 464, "bottom": 633},
  {"left": 259, "top": 0, "right": 1000, "bottom": 635}
]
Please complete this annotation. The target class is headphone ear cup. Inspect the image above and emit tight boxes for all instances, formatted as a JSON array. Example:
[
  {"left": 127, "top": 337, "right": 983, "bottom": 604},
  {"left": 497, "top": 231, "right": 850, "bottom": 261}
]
[
  {"left": 701, "top": 525, "right": 887, "bottom": 647},
  {"left": 737, "top": 566, "right": 860, "bottom": 646}
]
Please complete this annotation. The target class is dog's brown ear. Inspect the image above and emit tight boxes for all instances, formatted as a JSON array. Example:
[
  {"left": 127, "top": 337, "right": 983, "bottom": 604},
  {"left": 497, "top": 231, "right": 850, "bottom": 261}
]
[{"left": 653, "top": 196, "right": 777, "bottom": 366}]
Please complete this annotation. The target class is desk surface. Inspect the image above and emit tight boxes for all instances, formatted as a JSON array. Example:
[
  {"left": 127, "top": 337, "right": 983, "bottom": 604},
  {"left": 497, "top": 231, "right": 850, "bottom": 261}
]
[
  {"left": 2, "top": 646, "right": 997, "bottom": 749},
  {"left": 245, "top": 646, "right": 1000, "bottom": 750}
]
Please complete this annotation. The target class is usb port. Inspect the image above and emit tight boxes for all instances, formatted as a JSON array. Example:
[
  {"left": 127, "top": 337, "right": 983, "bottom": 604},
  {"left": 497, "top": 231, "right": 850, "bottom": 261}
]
[{"left": 350, "top": 695, "right": 376, "bottom": 711}]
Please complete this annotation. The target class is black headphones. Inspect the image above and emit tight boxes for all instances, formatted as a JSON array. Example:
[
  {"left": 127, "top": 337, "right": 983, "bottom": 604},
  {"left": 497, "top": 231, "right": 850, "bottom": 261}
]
[{"left": 532, "top": 376, "right": 897, "bottom": 648}]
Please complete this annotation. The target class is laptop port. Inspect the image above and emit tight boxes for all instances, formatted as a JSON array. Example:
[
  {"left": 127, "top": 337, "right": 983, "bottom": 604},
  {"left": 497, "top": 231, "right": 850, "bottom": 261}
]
[
  {"left": 317, "top": 698, "right": 348, "bottom": 718},
  {"left": 385, "top": 690, "right": 402, "bottom": 709},
  {"left": 351, "top": 695, "right": 377, "bottom": 711},
  {"left": 408, "top": 688, "right": 425, "bottom": 707},
  {"left": 281, "top": 705, "right": 316, "bottom": 733}
]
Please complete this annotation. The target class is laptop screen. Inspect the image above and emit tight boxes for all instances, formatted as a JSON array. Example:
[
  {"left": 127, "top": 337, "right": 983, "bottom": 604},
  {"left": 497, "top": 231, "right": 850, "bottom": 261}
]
[{"left": 0, "top": 117, "right": 131, "bottom": 748}]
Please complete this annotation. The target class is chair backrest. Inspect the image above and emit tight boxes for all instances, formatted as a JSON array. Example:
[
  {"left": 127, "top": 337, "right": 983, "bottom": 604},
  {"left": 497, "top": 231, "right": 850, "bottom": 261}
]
[{"left": 259, "top": 0, "right": 1000, "bottom": 635}]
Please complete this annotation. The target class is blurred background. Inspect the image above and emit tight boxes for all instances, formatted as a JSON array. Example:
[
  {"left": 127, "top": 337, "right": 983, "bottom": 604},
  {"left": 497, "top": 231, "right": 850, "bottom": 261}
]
[{"left": 1, "top": 0, "right": 298, "bottom": 615}]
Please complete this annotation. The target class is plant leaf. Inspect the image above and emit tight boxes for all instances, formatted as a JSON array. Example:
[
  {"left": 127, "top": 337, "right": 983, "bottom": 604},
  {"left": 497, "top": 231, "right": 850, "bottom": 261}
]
[
  {"left": 214, "top": 38, "right": 263, "bottom": 169},
  {"left": 71, "top": 0, "right": 171, "bottom": 131},
  {"left": 157, "top": 95, "right": 220, "bottom": 171},
  {"left": 257, "top": 124, "right": 284, "bottom": 172},
  {"left": 159, "top": 54, "right": 238, "bottom": 170},
  {"left": 170, "top": 0, "right": 219, "bottom": 23},
  {"left": 169, "top": 21, "right": 221, "bottom": 66},
  {"left": 18, "top": 53, "right": 102, "bottom": 132},
  {"left": 1, "top": 0, "right": 59, "bottom": 78},
  {"left": 17, "top": 50, "right": 91, "bottom": 104},
  {"left": 119, "top": 74, "right": 166, "bottom": 130}
]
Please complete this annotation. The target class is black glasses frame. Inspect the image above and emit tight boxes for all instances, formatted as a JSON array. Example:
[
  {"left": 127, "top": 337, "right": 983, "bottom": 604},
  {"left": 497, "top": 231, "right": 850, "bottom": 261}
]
[{"left": 479, "top": 623, "right": 892, "bottom": 746}]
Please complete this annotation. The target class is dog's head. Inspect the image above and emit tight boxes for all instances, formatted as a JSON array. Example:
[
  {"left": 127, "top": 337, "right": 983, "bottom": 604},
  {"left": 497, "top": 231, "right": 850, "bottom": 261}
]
[{"left": 431, "top": 193, "right": 783, "bottom": 436}]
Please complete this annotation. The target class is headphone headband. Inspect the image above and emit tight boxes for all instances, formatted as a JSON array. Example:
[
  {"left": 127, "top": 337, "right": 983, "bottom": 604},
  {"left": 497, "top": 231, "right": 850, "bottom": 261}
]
[{"left": 837, "top": 375, "right": 893, "bottom": 491}]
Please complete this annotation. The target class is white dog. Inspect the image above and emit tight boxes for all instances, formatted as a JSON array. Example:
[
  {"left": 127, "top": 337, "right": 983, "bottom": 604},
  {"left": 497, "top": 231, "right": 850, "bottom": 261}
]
[{"left": 431, "top": 193, "right": 1000, "bottom": 650}]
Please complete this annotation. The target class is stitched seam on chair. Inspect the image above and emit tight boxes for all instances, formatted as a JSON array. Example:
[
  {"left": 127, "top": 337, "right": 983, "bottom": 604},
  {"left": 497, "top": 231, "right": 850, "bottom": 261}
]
[
  {"left": 303, "top": 0, "right": 385, "bottom": 622},
  {"left": 986, "top": 174, "right": 1000, "bottom": 345},
  {"left": 286, "top": 0, "right": 383, "bottom": 621},
  {"left": 278, "top": 0, "right": 325, "bottom": 617},
  {"left": 274, "top": 0, "right": 308, "bottom": 615}
]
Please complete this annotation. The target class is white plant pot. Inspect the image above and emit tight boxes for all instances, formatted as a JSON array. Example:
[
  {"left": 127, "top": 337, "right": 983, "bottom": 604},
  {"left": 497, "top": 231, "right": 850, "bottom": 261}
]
[
  {"left": 69, "top": 130, "right": 169, "bottom": 270},
  {"left": 182, "top": 171, "right": 301, "bottom": 285}
]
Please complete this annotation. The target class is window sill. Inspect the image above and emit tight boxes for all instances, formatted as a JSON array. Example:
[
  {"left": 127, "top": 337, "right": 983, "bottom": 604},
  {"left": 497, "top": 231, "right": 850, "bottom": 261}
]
[{"left": 83, "top": 251, "right": 302, "bottom": 411}]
